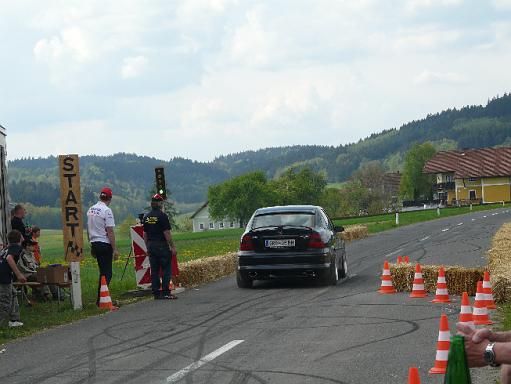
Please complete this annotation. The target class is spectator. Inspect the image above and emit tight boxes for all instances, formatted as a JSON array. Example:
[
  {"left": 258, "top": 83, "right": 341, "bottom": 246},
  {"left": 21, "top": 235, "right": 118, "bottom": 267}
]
[
  {"left": 87, "top": 187, "right": 119, "bottom": 308},
  {"left": 0, "top": 230, "right": 27, "bottom": 327},
  {"left": 11, "top": 204, "right": 30, "bottom": 243},
  {"left": 457, "top": 323, "right": 511, "bottom": 383},
  {"left": 143, "top": 194, "right": 177, "bottom": 300},
  {"left": 31, "top": 226, "right": 41, "bottom": 265}
]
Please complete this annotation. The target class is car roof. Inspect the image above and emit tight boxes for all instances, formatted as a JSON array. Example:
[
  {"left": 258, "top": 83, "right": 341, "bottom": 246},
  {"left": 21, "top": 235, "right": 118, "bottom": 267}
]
[{"left": 254, "top": 205, "right": 320, "bottom": 215}]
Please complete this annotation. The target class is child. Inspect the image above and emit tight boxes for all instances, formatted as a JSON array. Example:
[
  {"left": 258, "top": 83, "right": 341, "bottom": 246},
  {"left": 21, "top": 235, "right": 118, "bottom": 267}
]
[
  {"left": 0, "top": 230, "right": 27, "bottom": 327},
  {"left": 31, "top": 226, "right": 41, "bottom": 265}
]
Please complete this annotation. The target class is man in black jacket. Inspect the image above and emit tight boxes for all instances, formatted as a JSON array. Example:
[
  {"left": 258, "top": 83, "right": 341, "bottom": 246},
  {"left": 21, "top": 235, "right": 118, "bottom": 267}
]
[
  {"left": 10, "top": 205, "right": 30, "bottom": 243},
  {"left": 143, "top": 194, "right": 177, "bottom": 300}
]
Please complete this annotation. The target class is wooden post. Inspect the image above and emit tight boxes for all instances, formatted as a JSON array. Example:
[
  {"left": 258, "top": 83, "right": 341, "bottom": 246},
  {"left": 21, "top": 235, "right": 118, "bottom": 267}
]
[{"left": 59, "top": 155, "right": 83, "bottom": 310}]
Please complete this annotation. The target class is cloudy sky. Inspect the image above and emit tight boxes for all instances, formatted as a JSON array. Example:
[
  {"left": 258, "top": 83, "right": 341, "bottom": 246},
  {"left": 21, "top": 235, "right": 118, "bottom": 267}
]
[{"left": 1, "top": 0, "right": 511, "bottom": 162}]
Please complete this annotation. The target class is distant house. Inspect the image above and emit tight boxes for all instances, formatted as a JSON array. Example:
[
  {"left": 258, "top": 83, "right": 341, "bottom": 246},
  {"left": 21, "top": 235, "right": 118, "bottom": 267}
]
[
  {"left": 423, "top": 147, "right": 511, "bottom": 205},
  {"left": 190, "top": 201, "right": 242, "bottom": 232}
]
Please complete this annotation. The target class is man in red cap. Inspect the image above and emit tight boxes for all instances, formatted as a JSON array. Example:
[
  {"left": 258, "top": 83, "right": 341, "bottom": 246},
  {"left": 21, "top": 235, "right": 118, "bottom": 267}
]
[
  {"left": 143, "top": 194, "right": 177, "bottom": 300},
  {"left": 87, "top": 187, "right": 119, "bottom": 307}
]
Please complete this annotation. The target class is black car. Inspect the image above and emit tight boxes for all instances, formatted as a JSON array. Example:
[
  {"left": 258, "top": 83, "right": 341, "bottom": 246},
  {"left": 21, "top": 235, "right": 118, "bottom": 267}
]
[{"left": 237, "top": 205, "right": 347, "bottom": 288}]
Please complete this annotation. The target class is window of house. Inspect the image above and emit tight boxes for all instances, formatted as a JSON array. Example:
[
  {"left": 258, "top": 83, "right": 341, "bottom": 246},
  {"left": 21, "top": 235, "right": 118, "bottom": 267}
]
[
  {"left": 199, "top": 223, "right": 204, "bottom": 230},
  {"left": 446, "top": 175, "right": 453, "bottom": 182},
  {"left": 469, "top": 190, "right": 477, "bottom": 200},
  {"left": 469, "top": 177, "right": 477, "bottom": 182},
  {"left": 209, "top": 222, "right": 214, "bottom": 229},
  {"left": 230, "top": 221, "right": 234, "bottom": 228},
  {"left": 219, "top": 222, "right": 224, "bottom": 229}
]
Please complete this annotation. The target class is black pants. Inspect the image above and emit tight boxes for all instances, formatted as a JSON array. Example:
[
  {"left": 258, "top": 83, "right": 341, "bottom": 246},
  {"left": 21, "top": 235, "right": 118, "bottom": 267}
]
[
  {"left": 91, "top": 242, "right": 113, "bottom": 305},
  {"left": 147, "top": 241, "right": 171, "bottom": 297}
]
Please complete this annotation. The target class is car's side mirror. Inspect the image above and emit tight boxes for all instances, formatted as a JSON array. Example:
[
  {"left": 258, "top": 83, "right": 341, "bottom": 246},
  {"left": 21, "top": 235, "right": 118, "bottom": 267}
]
[{"left": 334, "top": 225, "right": 344, "bottom": 233}]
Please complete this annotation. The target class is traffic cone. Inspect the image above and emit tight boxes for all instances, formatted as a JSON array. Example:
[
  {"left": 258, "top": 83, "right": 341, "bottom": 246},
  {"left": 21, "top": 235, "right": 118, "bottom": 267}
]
[
  {"left": 409, "top": 263, "right": 427, "bottom": 298},
  {"left": 431, "top": 267, "right": 450, "bottom": 303},
  {"left": 473, "top": 281, "right": 492, "bottom": 325},
  {"left": 378, "top": 261, "right": 396, "bottom": 294},
  {"left": 429, "top": 313, "right": 450, "bottom": 374},
  {"left": 408, "top": 366, "right": 421, "bottom": 384},
  {"left": 98, "top": 275, "right": 117, "bottom": 311},
  {"left": 397, "top": 255, "right": 403, "bottom": 264},
  {"left": 483, "top": 271, "right": 497, "bottom": 310},
  {"left": 404, "top": 256, "right": 410, "bottom": 263},
  {"left": 458, "top": 291, "right": 475, "bottom": 329}
]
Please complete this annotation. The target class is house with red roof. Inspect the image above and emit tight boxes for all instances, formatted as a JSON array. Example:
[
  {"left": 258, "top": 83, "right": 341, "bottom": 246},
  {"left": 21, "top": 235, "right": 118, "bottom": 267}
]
[{"left": 423, "top": 147, "right": 511, "bottom": 205}]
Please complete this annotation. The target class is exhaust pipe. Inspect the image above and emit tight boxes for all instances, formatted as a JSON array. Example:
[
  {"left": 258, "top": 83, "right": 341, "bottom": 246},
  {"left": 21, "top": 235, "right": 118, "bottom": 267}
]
[
  {"left": 248, "top": 272, "right": 258, "bottom": 278},
  {"left": 304, "top": 271, "right": 316, "bottom": 278}
]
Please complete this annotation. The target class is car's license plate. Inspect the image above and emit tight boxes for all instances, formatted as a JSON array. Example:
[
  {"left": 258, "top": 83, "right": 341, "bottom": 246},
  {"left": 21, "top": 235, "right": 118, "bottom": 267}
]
[{"left": 265, "top": 239, "right": 295, "bottom": 248}]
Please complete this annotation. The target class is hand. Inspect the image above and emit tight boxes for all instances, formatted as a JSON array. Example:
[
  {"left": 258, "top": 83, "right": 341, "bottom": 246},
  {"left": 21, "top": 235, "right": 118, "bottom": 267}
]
[
  {"left": 457, "top": 323, "right": 494, "bottom": 343},
  {"left": 113, "top": 249, "right": 120, "bottom": 261},
  {"left": 17, "top": 275, "right": 27, "bottom": 283}
]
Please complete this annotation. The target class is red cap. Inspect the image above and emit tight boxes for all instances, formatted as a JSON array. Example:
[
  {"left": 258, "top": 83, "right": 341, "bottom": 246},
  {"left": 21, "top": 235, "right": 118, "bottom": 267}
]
[
  {"left": 100, "top": 187, "right": 113, "bottom": 199},
  {"left": 152, "top": 194, "right": 164, "bottom": 201}
]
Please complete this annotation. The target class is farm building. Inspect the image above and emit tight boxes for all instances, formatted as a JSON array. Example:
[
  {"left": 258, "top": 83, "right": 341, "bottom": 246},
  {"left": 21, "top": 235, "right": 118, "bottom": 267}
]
[
  {"left": 190, "top": 201, "right": 242, "bottom": 232},
  {"left": 423, "top": 147, "right": 511, "bottom": 205}
]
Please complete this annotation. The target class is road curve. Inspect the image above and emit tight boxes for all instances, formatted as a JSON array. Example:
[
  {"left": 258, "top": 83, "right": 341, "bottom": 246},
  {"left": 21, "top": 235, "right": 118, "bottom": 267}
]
[{"left": 1, "top": 208, "right": 509, "bottom": 384}]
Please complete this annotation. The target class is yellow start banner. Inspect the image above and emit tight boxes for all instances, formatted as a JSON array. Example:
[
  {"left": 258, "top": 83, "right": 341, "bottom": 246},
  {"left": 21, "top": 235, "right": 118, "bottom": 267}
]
[{"left": 59, "top": 155, "right": 84, "bottom": 262}]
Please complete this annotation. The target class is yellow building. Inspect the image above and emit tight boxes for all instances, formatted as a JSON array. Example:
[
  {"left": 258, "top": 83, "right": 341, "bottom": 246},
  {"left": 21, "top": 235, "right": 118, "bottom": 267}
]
[{"left": 423, "top": 147, "right": 511, "bottom": 205}]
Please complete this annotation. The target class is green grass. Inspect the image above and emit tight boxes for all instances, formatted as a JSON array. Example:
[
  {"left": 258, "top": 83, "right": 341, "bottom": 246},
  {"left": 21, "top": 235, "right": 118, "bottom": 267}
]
[
  {"left": 334, "top": 203, "right": 506, "bottom": 234},
  {"left": 0, "top": 227, "right": 244, "bottom": 344}
]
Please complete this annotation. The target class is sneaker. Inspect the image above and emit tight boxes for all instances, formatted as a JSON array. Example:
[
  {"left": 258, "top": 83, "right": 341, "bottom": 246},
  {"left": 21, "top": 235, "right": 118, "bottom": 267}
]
[
  {"left": 161, "top": 294, "right": 178, "bottom": 300},
  {"left": 8, "top": 321, "right": 23, "bottom": 327}
]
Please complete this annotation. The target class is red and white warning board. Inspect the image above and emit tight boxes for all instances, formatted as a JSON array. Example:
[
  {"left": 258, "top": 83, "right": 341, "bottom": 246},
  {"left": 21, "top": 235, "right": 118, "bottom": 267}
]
[{"left": 130, "top": 225, "right": 151, "bottom": 288}]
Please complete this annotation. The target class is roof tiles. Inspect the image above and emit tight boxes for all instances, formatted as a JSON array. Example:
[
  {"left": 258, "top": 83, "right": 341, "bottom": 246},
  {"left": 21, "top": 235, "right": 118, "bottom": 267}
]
[{"left": 423, "top": 147, "right": 511, "bottom": 178}]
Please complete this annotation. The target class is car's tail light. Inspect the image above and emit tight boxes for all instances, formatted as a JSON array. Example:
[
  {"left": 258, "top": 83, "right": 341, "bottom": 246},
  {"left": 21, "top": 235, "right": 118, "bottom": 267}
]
[
  {"left": 240, "top": 234, "right": 255, "bottom": 251},
  {"left": 308, "top": 231, "right": 326, "bottom": 248}
]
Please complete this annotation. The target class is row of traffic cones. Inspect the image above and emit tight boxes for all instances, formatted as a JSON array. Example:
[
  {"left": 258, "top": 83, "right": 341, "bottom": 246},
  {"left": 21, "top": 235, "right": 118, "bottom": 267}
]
[
  {"left": 378, "top": 261, "right": 497, "bottom": 308},
  {"left": 378, "top": 261, "right": 497, "bottom": 381}
]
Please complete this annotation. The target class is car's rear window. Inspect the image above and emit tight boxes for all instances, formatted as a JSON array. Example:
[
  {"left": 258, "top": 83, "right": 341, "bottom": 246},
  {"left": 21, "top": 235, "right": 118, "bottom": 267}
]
[{"left": 252, "top": 213, "right": 314, "bottom": 228}]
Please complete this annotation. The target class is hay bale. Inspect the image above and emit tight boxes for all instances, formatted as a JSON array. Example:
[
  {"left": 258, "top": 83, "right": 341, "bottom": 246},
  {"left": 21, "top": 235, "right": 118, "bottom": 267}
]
[
  {"left": 487, "top": 222, "right": 511, "bottom": 303},
  {"left": 174, "top": 253, "right": 237, "bottom": 287},
  {"left": 340, "top": 225, "right": 368, "bottom": 242},
  {"left": 389, "top": 263, "right": 484, "bottom": 296}
]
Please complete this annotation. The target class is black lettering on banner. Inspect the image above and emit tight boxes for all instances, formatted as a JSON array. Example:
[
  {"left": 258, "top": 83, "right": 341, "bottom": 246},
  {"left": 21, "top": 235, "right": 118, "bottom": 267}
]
[
  {"left": 63, "top": 156, "right": 74, "bottom": 171},
  {"left": 65, "top": 206, "right": 79, "bottom": 221},
  {"left": 66, "top": 222, "right": 80, "bottom": 237},
  {"left": 64, "top": 173, "right": 76, "bottom": 188},
  {"left": 65, "top": 190, "right": 78, "bottom": 204}
]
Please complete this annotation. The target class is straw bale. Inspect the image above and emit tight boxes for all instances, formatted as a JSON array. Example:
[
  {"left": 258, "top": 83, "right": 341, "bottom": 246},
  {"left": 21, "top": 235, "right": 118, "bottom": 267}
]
[
  {"left": 340, "top": 225, "right": 368, "bottom": 242},
  {"left": 389, "top": 263, "right": 484, "bottom": 296},
  {"left": 487, "top": 222, "right": 511, "bottom": 303},
  {"left": 174, "top": 253, "right": 237, "bottom": 287}
]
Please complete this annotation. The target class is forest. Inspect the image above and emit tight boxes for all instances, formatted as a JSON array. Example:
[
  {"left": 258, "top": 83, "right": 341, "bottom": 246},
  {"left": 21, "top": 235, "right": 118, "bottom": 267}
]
[{"left": 8, "top": 93, "right": 511, "bottom": 229}]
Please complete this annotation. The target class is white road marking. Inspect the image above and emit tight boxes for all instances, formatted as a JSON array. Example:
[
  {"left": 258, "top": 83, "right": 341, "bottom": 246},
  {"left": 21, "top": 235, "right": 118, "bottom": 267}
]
[
  {"left": 457, "top": 223, "right": 463, "bottom": 226},
  {"left": 384, "top": 248, "right": 403, "bottom": 258},
  {"left": 166, "top": 340, "right": 244, "bottom": 383},
  {"left": 419, "top": 236, "right": 430, "bottom": 242},
  {"left": 483, "top": 216, "right": 487, "bottom": 218},
  {"left": 472, "top": 218, "right": 476, "bottom": 221},
  {"left": 442, "top": 228, "right": 450, "bottom": 232}
]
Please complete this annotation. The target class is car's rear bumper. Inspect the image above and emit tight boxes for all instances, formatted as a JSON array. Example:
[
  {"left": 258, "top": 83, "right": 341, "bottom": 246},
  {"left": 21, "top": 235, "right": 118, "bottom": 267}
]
[{"left": 238, "top": 251, "right": 333, "bottom": 279}]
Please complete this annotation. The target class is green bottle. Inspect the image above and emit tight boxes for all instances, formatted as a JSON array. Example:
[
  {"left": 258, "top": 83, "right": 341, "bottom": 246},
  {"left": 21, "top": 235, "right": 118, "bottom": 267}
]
[{"left": 444, "top": 335, "right": 472, "bottom": 384}]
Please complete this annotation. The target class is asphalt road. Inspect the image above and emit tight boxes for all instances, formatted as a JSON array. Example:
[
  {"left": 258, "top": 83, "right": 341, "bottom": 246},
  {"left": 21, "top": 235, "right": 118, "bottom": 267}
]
[{"left": 1, "top": 207, "right": 510, "bottom": 384}]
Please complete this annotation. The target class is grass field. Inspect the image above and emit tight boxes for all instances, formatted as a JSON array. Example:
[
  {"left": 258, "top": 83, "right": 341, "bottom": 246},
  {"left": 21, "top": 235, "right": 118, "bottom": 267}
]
[
  {"left": 333, "top": 203, "right": 506, "bottom": 233},
  {"left": 1, "top": 203, "right": 507, "bottom": 344}
]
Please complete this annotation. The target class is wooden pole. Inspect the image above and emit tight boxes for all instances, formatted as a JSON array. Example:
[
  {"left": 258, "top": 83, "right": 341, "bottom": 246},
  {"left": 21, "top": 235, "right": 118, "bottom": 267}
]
[{"left": 58, "top": 155, "right": 84, "bottom": 310}]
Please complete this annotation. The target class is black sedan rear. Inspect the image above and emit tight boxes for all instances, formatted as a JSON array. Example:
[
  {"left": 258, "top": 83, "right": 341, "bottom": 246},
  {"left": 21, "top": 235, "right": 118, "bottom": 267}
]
[{"left": 237, "top": 205, "right": 347, "bottom": 288}]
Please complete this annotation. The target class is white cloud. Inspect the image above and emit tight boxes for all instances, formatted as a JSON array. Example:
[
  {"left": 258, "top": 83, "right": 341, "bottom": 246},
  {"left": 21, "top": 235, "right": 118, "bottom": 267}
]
[
  {"left": 120, "top": 56, "right": 148, "bottom": 79},
  {"left": 406, "top": 0, "right": 463, "bottom": 14},
  {"left": 493, "top": 0, "right": 511, "bottom": 10},
  {"left": 414, "top": 70, "right": 467, "bottom": 85}
]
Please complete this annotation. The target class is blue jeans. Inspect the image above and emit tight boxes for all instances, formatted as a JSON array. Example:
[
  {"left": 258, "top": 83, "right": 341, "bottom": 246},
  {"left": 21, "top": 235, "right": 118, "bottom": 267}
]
[{"left": 147, "top": 242, "right": 171, "bottom": 297}]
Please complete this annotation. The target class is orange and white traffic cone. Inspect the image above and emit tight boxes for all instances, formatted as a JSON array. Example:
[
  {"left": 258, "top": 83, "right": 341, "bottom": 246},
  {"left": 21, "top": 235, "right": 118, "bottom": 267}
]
[
  {"left": 431, "top": 267, "right": 450, "bottom": 303},
  {"left": 408, "top": 366, "right": 421, "bottom": 384},
  {"left": 98, "top": 275, "right": 118, "bottom": 311},
  {"left": 397, "top": 255, "right": 403, "bottom": 264},
  {"left": 429, "top": 313, "right": 450, "bottom": 374},
  {"left": 473, "top": 281, "right": 492, "bottom": 325},
  {"left": 410, "top": 263, "right": 427, "bottom": 298},
  {"left": 458, "top": 291, "right": 475, "bottom": 329},
  {"left": 483, "top": 271, "right": 497, "bottom": 310},
  {"left": 404, "top": 255, "right": 410, "bottom": 263},
  {"left": 378, "top": 261, "right": 396, "bottom": 294}
]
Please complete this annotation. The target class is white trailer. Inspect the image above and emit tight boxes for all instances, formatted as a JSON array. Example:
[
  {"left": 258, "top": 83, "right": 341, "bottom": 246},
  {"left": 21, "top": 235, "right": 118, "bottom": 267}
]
[{"left": 0, "top": 124, "right": 9, "bottom": 246}]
